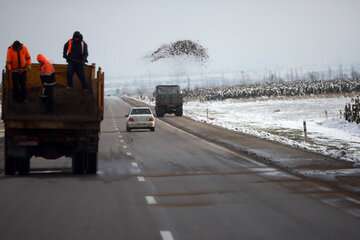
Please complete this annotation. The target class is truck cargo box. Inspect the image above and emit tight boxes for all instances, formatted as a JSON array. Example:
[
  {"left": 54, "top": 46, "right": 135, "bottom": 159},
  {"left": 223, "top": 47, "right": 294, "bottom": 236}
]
[
  {"left": 2, "top": 64, "right": 104, "bottom": 125},
  {"left": 2, "top": 63, "right": 104, "bottom": 175}
]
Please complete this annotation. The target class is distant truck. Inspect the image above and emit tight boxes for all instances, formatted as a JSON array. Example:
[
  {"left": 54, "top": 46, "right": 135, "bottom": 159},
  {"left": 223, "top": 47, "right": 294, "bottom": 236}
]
[
  {"left": 2, "top": 64, "right": 104, "bottom": 175},
  {"left": 154, "top": 85, "right": 183, "bottom": 117}
]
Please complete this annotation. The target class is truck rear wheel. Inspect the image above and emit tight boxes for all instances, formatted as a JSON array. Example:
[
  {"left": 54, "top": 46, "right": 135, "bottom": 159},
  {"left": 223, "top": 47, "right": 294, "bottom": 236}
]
[
  {"left": 72, "top": 152, "right": 98, "bottom": 174},
  {"left": 175, "top": 107, "right": 183, "bottom": 117},
  {"left": 4, "top": 132, "right": 31, "bottom": 175},
  {"left": 4, "top": 156, "right": 16, "bottom": 175},
  {"left": 4, "top": 136, "right": 17, "bottom": 175},
  {"left": 72, "top": 153, "right": 85, "bottom": 174},
  {"left": 17, "top": 157, "right": 30, "bottom": 175},
  {"left": 86, "top": 152, "right": 98, "bottom": 174},
  {"left": 4, "top": 156, "right": 30, "bottom": 175},
  {"left": 156, "top": 107, "right": 165, "bottom": 117}
]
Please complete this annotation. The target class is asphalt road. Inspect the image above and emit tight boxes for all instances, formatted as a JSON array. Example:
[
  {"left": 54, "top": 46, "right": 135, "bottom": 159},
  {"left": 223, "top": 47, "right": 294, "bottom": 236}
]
[{"left": 0, "top": 97, "right": 360, "bottom": 240}]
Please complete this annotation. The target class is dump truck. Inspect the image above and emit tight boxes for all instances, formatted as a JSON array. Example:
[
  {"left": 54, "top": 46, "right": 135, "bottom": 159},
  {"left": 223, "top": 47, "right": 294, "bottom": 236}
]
[
  {"left": 1, "top": 64, "right": 104, "bottom": 175},
  {"left": 154, "top": 85, "right": 183, "bottom": 117}
]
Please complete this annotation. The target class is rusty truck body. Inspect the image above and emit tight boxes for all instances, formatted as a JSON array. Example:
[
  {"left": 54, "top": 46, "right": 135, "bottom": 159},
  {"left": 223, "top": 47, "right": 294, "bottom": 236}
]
[{"left": 2, "top": 64, "right": 104, "bottom": 175}]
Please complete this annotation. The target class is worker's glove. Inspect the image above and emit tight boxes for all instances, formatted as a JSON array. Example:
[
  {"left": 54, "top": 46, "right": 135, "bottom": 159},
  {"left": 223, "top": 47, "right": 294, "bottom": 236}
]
[{"left": 65, "top": 56, "right": 72, "bottom": 63}]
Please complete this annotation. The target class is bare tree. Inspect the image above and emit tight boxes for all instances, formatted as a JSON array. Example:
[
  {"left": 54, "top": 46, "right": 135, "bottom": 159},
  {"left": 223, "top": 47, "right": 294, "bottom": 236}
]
[{"left": 307, "top": 71, "right": 319, "bottom": 82}]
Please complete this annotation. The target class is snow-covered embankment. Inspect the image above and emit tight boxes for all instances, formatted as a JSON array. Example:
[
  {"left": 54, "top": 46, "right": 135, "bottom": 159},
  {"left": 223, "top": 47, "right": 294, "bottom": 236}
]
[{"left": 184, "top": 96, "right": 360, "bottom": 164}]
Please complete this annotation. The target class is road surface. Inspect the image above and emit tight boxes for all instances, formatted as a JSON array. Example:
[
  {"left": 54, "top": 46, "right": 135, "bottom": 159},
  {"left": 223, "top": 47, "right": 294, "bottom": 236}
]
[{"left": 0, "top": 97, "right": 360, "bottom": 240}]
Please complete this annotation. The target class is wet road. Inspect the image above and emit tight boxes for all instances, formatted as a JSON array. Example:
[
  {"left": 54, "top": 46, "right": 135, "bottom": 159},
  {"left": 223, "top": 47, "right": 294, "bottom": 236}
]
[{"left": 0, "top": 97, "right": 360, "bottom": 240}]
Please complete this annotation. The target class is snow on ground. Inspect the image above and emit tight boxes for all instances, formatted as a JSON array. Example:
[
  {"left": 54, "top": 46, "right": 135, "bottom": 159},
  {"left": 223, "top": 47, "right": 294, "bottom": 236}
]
[{"left": 183, "top": 96, "right": 360, "bottom": 164}]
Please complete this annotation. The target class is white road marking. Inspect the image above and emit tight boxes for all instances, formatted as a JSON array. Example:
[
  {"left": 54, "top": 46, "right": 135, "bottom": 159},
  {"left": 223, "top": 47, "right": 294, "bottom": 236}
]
[
  {"left": 120, "top": 139, "right": 125, "bottom": 143},
  {"left": 321, "top": 198, "right": 345, "bottom": 208},
  {"left": 160, "top": 231, "right": 174, "bottom": 240},
  {"left": 131, "top": 162, "right": 139, "bottom": 168},
  {"left": 137, "top": 176, "right": 145, "bottom": 182},
  {"left": 259, "top": 170, "right": 301, "bottom": 180},
  {"left": 145, "top": 196, "right": 157, "bottom": 205},
  {"left": 123, "top": 145, "right": 128, "bottom": 149},
  {"left": 242, "top": 158, "right": 266, "bottom": 167},
  {"left": 347, "top": 208, "right": 360, "bottom": 218},
  {"left": 316, "top": 186, "right": 332, "bottom": 192},
  {"left": 250, "top": 167, "right": 277, "bottom": 172},
  {"left": 126, "top": 152, "right": 132, "bottom": 156},
  {"left": 118, "top": 135, "right": 123, "bottom": 138},
  {"left": 346, "top": 197, "right": 360, "bottom": 205}
]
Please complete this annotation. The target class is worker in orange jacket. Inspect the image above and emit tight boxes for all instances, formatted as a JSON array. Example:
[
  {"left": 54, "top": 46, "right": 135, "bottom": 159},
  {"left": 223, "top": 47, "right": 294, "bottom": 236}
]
[
  {"left": 6, "top": 40, "right": 31, "bottom": 103},
  {"left": 37, "top": 54, "right": 56, "bottom": 112}
]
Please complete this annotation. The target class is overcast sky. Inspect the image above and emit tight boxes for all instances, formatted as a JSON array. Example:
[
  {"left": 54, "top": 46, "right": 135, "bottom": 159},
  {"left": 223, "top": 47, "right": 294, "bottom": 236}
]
[{"left": 1, "top": 0, "right": 359, "bottom": 77}]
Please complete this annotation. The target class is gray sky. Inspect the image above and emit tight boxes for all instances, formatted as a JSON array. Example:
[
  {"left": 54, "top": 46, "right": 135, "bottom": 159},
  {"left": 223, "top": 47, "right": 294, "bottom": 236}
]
[{"left": 1, "top": 0, "right": 359, "bottom": 77}]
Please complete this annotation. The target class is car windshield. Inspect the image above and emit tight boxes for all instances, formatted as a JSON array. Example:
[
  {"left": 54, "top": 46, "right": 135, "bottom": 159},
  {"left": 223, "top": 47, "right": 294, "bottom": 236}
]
[{"left": 130, "top": 108, "right": 151, "bottom": 115}]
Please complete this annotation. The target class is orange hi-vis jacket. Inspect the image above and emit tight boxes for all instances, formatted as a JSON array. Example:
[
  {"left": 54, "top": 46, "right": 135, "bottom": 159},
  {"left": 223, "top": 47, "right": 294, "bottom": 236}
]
[
  {"left": 66, "top": 39, "right": 85, "bottom": 56},
  {"left": 37, "top": 54, "right": 55, "bottom": 76},
  {"left": 6, "top": 45, "right": 31, "bottom": 71}
]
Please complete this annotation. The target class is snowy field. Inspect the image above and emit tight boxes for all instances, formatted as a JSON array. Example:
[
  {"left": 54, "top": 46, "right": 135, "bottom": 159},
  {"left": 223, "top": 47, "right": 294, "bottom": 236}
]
[{"left": 183, "top": 96, "right": 360, "bottom": 164}]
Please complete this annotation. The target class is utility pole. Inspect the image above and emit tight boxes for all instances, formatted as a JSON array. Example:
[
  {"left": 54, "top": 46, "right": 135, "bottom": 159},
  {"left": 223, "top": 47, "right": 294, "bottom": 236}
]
[
  {"left": 187, "top": 76, "right": 191, "bottom": 91},
  {"left": 303, "top": 120, "right": 307, "bottom": 142}
]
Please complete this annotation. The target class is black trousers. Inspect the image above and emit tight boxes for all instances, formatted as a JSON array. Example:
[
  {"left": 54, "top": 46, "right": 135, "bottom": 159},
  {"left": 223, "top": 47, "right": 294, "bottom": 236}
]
[
  {"left": 67, "top": 63, "right": 88, "bottom": 89},
  {"left": 12, "top": 71, "right": 27, "bottom": 103},
  {"left": 40, "top": 74, "right": 56, "bottom": 113}
]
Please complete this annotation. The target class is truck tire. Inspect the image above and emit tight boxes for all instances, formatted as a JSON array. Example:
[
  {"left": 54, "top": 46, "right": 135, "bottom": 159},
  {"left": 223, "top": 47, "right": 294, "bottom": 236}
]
[
  {"left": 86, "top": 152, "right": 98, "bottom": 174},
  {"left": 72, "top": 153, "right": 85, "bottom": 174},
  {"left": 150, "top": 127, "right": 155, "bottom": 132},
  {"left": 175, "top": 106, "right": 183, "bottom": 117},
  {"left": 156, "top": 108, "right": 165, "bottom": 118},
  {"left": 4, "top": 156, "right": 16, "bottom": 175},
  {"left": 17, "top": 157, "right": 30, "bottom": 175},
  {"left": 4, "top": 136, "right": 16, "bottom": 175}
]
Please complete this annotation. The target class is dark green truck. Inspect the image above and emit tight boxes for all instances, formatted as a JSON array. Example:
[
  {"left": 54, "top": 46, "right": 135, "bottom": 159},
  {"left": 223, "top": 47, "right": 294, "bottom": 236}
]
[{"left": 154, "top": 85, "right": 183, "bottom": 117}]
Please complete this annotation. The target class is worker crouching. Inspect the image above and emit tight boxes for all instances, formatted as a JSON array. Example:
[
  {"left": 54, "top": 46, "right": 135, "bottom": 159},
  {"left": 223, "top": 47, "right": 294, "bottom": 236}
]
[{"left": 37, "top": 54, "right": 56, "bottom": 113}]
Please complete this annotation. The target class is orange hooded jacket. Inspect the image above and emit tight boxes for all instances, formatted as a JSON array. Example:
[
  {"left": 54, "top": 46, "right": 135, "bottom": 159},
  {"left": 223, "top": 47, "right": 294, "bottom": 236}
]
[
  {"left": 6, "top": 44, "right": 31, "bottom": 71},
  {"left": 37, "top": 54, "right": 55, "bottom": 76}
]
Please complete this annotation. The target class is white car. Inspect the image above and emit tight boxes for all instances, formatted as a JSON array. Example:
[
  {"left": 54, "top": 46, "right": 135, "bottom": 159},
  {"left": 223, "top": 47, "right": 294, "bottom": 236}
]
[{"left": 126, "top": 107, "right": 156, "bottom": 132}]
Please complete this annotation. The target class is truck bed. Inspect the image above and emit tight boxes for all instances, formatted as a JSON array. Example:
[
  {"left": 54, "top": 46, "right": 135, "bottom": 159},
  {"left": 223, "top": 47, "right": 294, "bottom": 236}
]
[
  {"left": 2, "top": 64, "right": 104, "bottom": 124},
  {"left": 5, "top": 87, "right": 98, "bottom": 121}
]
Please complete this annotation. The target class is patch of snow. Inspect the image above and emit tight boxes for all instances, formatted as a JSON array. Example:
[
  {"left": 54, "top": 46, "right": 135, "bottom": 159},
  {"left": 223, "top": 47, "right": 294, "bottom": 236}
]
[
  {"left": 132, "top": 96, "right": 155, "bottom": 106},
  {"left": 184, "top": 96, "right": 360, "bottom": 164}
]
